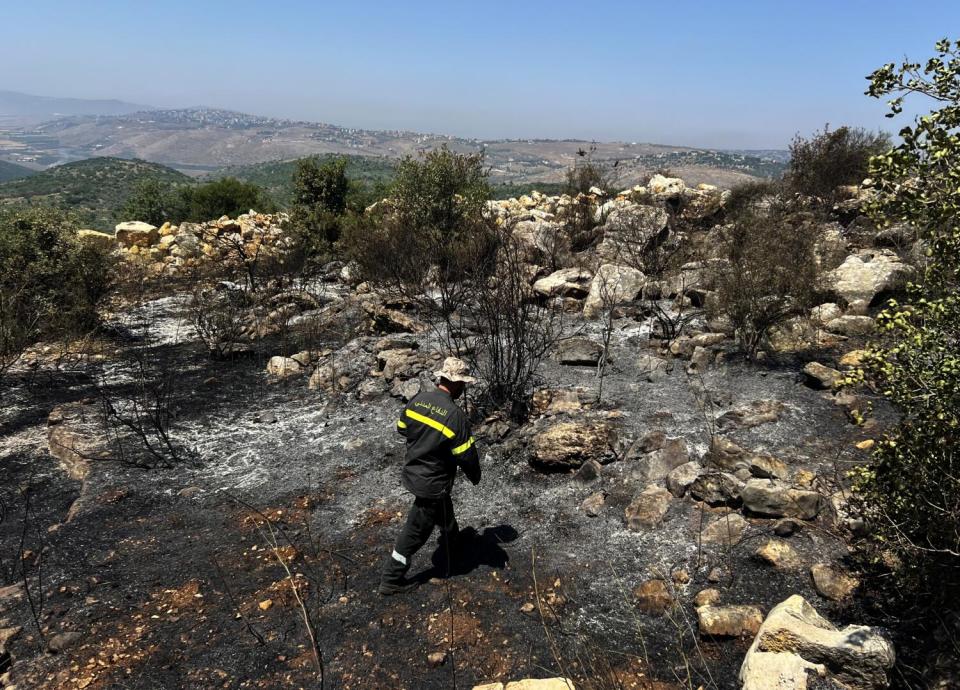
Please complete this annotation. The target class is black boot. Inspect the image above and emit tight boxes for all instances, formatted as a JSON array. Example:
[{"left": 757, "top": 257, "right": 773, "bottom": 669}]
[{"left": 378, "top": 550, "right": 418, "bottom": 596}]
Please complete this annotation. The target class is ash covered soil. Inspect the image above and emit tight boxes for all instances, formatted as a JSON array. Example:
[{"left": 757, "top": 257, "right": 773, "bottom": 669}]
[{"left": 0, "top": 293, "right": 888, "bottom": 690}]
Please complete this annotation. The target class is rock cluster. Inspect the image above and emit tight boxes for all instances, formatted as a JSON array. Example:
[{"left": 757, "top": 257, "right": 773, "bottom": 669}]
[{"left": 95, "top": 212, "right": 293, "bottom": 276}]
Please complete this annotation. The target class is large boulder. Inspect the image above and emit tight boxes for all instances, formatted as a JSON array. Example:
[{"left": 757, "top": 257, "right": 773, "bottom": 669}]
[
  {"left": 115, "top": 221, "right": 159, "bottom": 248},
  {"left": 741, "top": 479, "right": 821, "bottom": 520},
  {"left": 740, "top": 651, "right": 825, "bottom": 690},
  {"left": 825, "top": 249, "right": 913, "bottom": 305},
  {"left": 583, "top": 264, "right": 646, "bottom": 318},
  {"left": 528, "top": 419, "right": 618, "bottom": 469},
  {"left": 596, "top": 205, "right": 670, "bottom": 262},
  {"left": 77, "top": 228, "right": 115, "bottom": 250},
  {"left": 740, "top": 595, "right": 895, "bottom": 689},
  {"left": 647, "top": 174, "right": 686, "bottom": 200},
  {"left": 532, "top": 268, "right": 593, "bottom": 298}
]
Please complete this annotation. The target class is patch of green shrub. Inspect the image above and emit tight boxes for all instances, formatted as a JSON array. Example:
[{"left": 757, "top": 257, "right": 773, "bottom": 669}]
[{"left": 0, "top": 207, "right": 114, "bottom": 368}]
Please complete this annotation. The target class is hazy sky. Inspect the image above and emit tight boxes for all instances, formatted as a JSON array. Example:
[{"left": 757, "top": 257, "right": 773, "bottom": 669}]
[{"left": 3, "top": 0, "right": 957, "bottom": 148}]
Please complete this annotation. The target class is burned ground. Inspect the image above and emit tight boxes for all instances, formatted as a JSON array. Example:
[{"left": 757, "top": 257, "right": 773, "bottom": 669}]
[{"left": 0, "top": 292, "right": 888, "bottom": 690}]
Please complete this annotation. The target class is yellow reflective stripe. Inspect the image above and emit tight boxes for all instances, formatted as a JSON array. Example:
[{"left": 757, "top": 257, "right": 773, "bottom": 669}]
[
  {"left": 451, "top": 437, "right": 475, "bottom": 456},
  {"left": 397, "top": 420, "right": 407, "bottom": 429},
  {"left": 405, "top": 409, "right": 456, "bottom": 439}
]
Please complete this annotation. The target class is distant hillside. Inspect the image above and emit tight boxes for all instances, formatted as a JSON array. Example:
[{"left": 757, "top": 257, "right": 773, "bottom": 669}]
[
  {"left": 0, "top": 90, "right": 152, "bottom": 127},
  {"left": 0, "top": 159, "right": 36, "bottom": 183},
  {"left": 0, "top": 157, "right": 190, "bottom": 229},
  {"left": 211, "top": 155, "right": 397, "bottom": 206},
  {"left": 3, "top": 106, "right": 786, "bottom": 188}
]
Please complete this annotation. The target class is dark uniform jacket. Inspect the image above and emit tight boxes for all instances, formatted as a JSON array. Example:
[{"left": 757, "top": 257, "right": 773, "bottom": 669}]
[{"left": 396, "top": 387, "right": 481, "bottom": 499}]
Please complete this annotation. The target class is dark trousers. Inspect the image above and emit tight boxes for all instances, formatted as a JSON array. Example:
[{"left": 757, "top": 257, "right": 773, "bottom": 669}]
[{"left": 382, "top": 495, "right": 459, "bottom": 582}]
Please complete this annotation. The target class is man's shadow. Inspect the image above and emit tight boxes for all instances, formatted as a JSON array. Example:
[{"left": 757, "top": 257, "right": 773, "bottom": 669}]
[{"left": 414, "top": 525, "right": 518, "bottom": 582}]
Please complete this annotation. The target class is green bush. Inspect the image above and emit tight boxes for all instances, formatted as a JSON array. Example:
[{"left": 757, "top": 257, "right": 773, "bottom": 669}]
[
  {"left": 340, "top": 145, "right": 493, "bottom": 295},
  {"left": 849, "top": 41, "right": 960, "bottom": 651},
  {"left": 177, "top": 177, "right": 273, "bottom": 222},
  {"left": 0, "top": 207, "right": 113, "bottom": 368},
  {"left": 122, "top": 176, "right": 274, "bottom": 226},
  {"left": 288, "top": 157, "right": 351, "bottom": 270},
  {"left": 786, "top": 125, "right": 890, "bottom": 199},
  {"left": 122, "top": 178, "right": 182, "bottom": 227}
]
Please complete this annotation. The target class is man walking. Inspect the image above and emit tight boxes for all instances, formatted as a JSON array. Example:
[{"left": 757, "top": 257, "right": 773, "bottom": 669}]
[{"left": 379, "top": 357, "right": 482, "bottom": 596}]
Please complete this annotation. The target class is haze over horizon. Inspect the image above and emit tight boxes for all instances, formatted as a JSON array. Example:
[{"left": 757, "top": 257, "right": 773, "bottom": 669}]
[{"left": 3, "top": 0, "right": 957, "bottom": 149}]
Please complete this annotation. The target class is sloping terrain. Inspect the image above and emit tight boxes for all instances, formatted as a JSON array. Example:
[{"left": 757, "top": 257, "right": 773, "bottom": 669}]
[
  {"left": 0, "top": 90, "right": 153, "bottom": 127},
  {"left": 0, "top": 179, "right": 907, "bottom": 689},
  {"left": 1, "top": 108, "right": 786, "bottom": 186},
  {"left": 0, "top": 157, "right": 190, "bottom": 228},
  {"left": 0, "top": 159, "right": 35, "bottom": 183}
]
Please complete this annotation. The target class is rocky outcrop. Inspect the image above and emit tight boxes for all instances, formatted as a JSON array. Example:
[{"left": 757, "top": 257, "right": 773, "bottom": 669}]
[{"left": 740, "top": 595, "right": 894, "bottom": 689}]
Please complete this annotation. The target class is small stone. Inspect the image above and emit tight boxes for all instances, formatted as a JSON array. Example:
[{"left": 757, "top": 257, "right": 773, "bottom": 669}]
[
  {"left": 700, "top": 513, "right": 749, "bottom": 546},
  {"left": 773, "top": 519, "right": 802, "bottom": 537},
  {"left": 580, "top": 492, "right": 606, "bottom": 517},
  {"left": 741, "top": 479, "right": 821, "bottom": 519},
  {"left": 698, "top": 605, "right": 764, "bottom": 637},
  {"left": 825, "top": 315, "right": 876, "bottom": 336},
  {"left": 801, "top": 362, "right": 842, "bottom": 389},
  {"left": 258, "top": 599, "right": 273, "bottom": 611},
  {"left": 856, "top": 439, "right": 875, "bottom": 451},
  {"left": 625, "top": 485, "right": 672, "bottom": 530},
  {"left": 427, "top": 651, "right": 447, "bottom": 667},
  {"left": 810, "top": 563, "right": 859, "bottom": 601},
  {"left": 689, "top": 472, "right": 743, "bottom": 506},
  {"left": 574, "top": 459, "right": 602, "bottom": 483},
  {"left": 556, "top": 337, "right": 603, "bottom": 366},
  {"left": 707, "top": 567, "right": 723, "bottom": 583},
  {"left": 694, "top": 589, "right": 721, "bottom": 608},
  {"left": 47, "top": 631, "right": 83, "bottom": 653},
  {"left": 672, "top": 569, "right": 690, "bottom": 585},
  {"left": 746, "top": 453, "right": 789, "bottom": 480},
  {"left": 754, "top": 539, "right": 803, "bottom": 570},
  {"left": 666, "top": 461, "right": 702, "bottom": 497},
  {"left": 633, "top": 579, "right": 674, "bottom": 616},
  {"left": 717, "top": 400, "right": 785, "bottom": 430}
]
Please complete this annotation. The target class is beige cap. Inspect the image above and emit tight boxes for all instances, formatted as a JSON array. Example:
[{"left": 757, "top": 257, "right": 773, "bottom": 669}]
[{"left": 434, "top": 356, "right": 477, "bottom": 384}]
